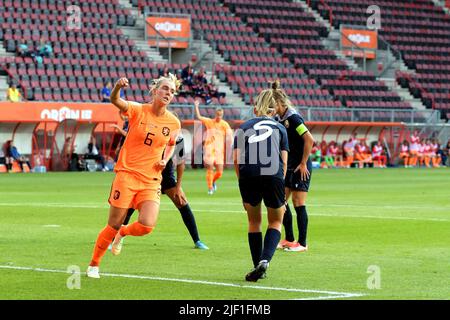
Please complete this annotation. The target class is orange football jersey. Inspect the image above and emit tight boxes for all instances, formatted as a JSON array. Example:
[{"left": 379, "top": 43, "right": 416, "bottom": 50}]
[{"left": 115, "top": 102, "right": 181, "bottom": 185}]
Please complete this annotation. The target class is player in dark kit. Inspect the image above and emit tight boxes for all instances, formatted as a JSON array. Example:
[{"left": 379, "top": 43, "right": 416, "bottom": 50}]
[
  {"left": 233, "top": 87, "right": 289, "bottom": 282},
  {"left": 112, "top": 134, "right": 209, "bottom": 251},
  {"left": 272, "top": 81, "right": 314, "bottom": 252}
]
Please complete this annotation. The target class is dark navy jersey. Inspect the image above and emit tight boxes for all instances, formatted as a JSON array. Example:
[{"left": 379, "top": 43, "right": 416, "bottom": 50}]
[
  {"left": 233, "top": 116, "right": 289, "bottom": 179},
  {"left": 276, "top": 108, "right": 310, "bottom": 169},
  {"left": 165, "top": 136, "right": 184, "bottom": 169},
  {"left": 118, "top": 120, "right": 129, "bottom": 148},
  {"left": 164, "top": 135, "right": 184, "bottom": 173}
]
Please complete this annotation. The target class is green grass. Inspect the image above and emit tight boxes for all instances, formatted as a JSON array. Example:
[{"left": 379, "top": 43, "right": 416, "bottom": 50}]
[{"left": 0, "top": 168, "right": 449, "bottom": 300}]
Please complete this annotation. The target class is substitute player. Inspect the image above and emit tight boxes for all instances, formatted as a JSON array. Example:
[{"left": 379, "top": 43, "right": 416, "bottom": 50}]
[
  {"left": 86, "top": 75, "right": 181, "bottom": 278},
  {"left": 114, "top": 134, "right": 209, "bottom": 251},
  {"left": 194, "top": 100, "right": 232, "bottom": 195},
  {"left": 272, "top": 80, "right": 314, "bottom": 253},
  {"left": 234, "top": 87, "right": 289, "bottom": 282}
]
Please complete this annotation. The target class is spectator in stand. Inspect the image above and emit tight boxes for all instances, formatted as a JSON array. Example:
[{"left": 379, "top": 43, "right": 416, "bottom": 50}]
[
  {"left": 101, "top": 81, "right": 113, "bottom": 102},
  {"left": 399, "top": 140, "right": 410, "bottom": 168},
  {"left": 102, "top": 80, "right": 125, "bottom": 102},
  {"left": 7, "top": 83, "right": 21, "bottom": 102},
  {"left": 192, "top": 68, "right": 209, "bottom": 102},
  {"left": 17, "top": 43, "right": 30, "bottom": 58},
  {"left": 181, "top": 62, "right": 194, "bottom": 88},
  {"left": 37, "top": 39, "right": 53, "bottom": 58},
  {"left": 84, "top": 136, "right": 109, "bottom": 171},
  {"left": 159, "top": 66, "right": 170, "bottom": 77},
  {"left": 372, "top": 140, "right": 387, "bottom": 168},
  {"left": 5, "top": 140, "right": 31, "bottom": 171},
  {"left": 175, "top": 70, "right": 187, "bottom": 97},
  {"left": 207, "top": 80, "right": 226, "bottom": 101}
]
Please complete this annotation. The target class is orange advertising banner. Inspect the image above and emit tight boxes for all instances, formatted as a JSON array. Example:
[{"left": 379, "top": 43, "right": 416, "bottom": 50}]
[
  {"left": 341, "top": 28, "right": 378, "bottom": 50},
  {"left": 0, "top": 101, "right": 122, "bottom": 122},
  {"left": 146, "top": 17, "right": 190, "bottom": 49}
]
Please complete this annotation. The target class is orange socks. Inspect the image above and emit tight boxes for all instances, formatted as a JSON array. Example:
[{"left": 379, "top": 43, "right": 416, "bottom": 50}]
[
  {"left": 119, "top": 221, "right": 153, "bottom": 237},
  {"left": 206, "top": 169, "right": 214, "bottom": 190},
  {"left": 213, "top": 171, "right": 222, "bottom": 183},
  {"left": 90, "top": 225, "right": 118, "bottom": 267}
]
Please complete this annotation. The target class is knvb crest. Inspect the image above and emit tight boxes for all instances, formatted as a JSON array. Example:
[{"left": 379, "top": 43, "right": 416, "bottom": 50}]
[{"left": 162, "top": 127, "right": 170, "bottom": 136}]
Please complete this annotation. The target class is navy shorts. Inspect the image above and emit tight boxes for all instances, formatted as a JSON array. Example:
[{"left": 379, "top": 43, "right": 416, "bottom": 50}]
[
  {"left": 285, "top": 162, "right": 312, "bottom": 192},
  {"left": 161, "top": 163, "right": 177, "bottom": 193},
  {"left": 239, "top": 176, "right": 285, "bottom": 209}
]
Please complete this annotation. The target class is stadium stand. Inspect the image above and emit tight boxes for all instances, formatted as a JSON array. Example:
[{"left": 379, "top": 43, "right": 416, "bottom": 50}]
[
  {"left": 0, "top": 0, "right": 446, "bottom": 123},
  {"left": 222, "top": 0, "right": 412, "bottom": 112},
  {"left": 0, "top": 0, "right": 227, "bottom": 107},
  {"left": 136, "top": 0, "right": 414, "bottom": 122},
  {"left": 309, "top": 0, "right": 450, "bottom": 119}
]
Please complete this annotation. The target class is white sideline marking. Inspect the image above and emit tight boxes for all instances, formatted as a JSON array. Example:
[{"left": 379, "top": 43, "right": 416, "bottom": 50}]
[
  {"left": 42, "top": 225, "right": 60, "bottom": 228},
  {"left": 0, "top": 202, "right": 448, "bottom": 222},
  {"left": 0, "top": 265, "right": 365, "bottom": 300}
]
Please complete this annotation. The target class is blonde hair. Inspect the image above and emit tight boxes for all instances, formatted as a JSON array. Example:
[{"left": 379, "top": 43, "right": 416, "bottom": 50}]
[
  {"left": 253, "top": 88, "right": 277, "bottom": 117},
  {"left": 150, "top": 72, "right": 181, "bottom": 93},
  {"left": 270, "top": 80, "right": 294, "bottom": 110}
]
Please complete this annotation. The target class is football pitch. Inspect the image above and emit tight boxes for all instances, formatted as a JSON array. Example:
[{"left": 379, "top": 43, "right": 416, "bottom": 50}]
[{"left": 0, "top": 168, "right": 449, "bottom": 300}]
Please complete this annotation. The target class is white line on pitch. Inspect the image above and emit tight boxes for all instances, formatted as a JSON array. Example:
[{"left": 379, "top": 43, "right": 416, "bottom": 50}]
[
  {"left": 0, "top": 202, "right": 448, "bottom": 222},
  {"left": 0, "top": 265, "right": 365, "bottom": 300}
]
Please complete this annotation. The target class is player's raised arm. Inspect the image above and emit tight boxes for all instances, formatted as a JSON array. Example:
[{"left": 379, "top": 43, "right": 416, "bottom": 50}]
[
  {"left": 110, "top": 77, "right": 141, "bottom": 112},
  {"left": 194, "top": 99, "right": 207, "bottom": 121}
]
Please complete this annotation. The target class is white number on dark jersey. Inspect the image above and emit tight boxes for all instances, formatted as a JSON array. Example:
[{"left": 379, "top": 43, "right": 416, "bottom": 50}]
[{"left": 248, "top": 120, "right": 274, "bottom": 144}]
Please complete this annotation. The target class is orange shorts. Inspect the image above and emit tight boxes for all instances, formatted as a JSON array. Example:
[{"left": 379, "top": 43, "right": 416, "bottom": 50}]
[
  {"left": 108, "top": 171, "right": 161, "bottom": 209},
  {"left": 204, "top": 148, "right": 224, "bottom": 166}
]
